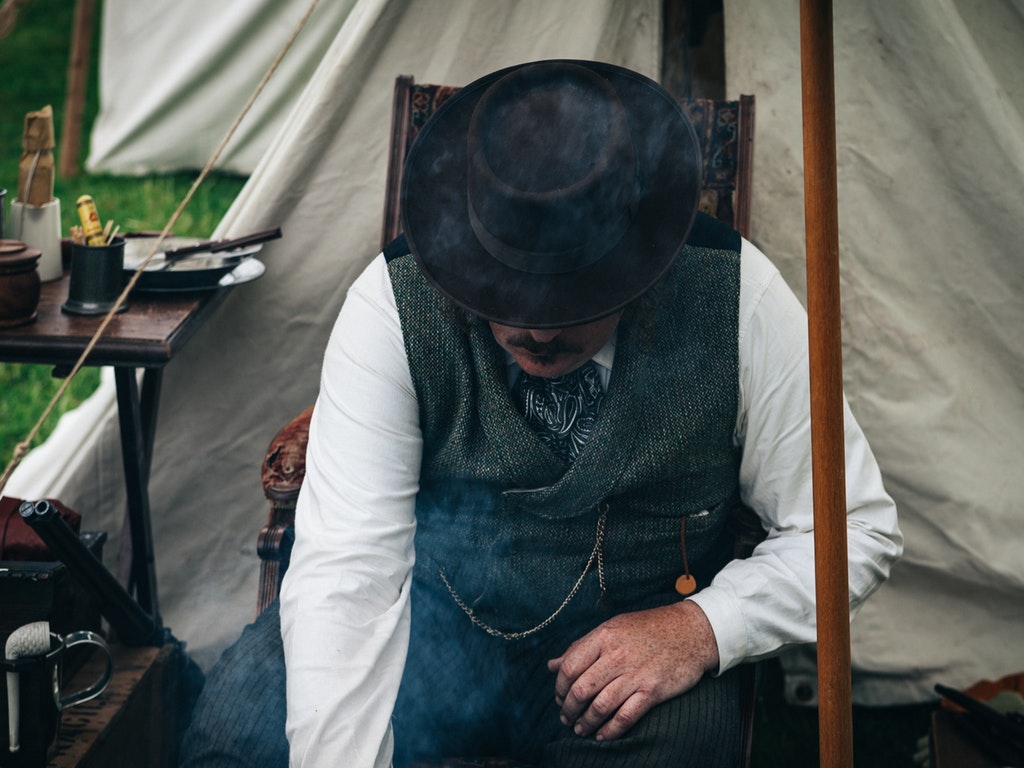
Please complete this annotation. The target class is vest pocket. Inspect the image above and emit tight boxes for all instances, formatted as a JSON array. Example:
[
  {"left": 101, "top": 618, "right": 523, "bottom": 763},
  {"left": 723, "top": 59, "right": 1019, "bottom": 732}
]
[{"left": 598, "top": 493, "right": 737, "bottom": 608}]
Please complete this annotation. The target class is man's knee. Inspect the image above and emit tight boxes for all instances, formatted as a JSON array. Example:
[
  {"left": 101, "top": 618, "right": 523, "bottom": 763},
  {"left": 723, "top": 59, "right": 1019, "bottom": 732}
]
[
  {"left": 179, "top": 600, "right": 288, "bottom": 768},
  {"left": 542, "top": 669, "right": 742, "bottom": 768}
]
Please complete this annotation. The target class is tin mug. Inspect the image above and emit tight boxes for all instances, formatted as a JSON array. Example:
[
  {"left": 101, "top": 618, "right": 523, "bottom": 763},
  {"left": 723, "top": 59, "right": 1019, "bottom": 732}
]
[
  {"left": 62, "top": 236, "right": 128, "bottom": 316},
  {"left": 0, "top": 631, "right": 113, "bottom": 767}
]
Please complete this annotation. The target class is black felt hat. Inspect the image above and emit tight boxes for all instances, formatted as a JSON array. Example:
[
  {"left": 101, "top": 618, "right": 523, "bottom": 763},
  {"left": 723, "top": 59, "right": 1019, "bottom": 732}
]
[{"left": 400, "top": 59, "right": 702, "bottom": 328}]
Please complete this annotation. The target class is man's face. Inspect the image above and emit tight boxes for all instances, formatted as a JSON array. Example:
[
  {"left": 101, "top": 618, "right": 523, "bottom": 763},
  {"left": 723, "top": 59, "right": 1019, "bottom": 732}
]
[{"left": 488, "top": 312, "right": 623, "bottom": 378}]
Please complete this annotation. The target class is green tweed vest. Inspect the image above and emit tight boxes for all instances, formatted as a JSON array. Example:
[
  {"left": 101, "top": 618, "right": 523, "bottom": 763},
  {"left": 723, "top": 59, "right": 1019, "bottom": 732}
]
[{"left": 388, "top": 243, "right": 742, "bottom": 638}]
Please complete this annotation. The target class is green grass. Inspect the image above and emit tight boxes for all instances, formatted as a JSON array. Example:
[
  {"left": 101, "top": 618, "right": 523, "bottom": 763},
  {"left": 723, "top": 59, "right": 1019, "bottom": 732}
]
[
  {"left": 0, "top": 0, "right": 246, "bottom": 467},
  {"left": 0, "top": 362, "right": 104, "bottom": 461}
]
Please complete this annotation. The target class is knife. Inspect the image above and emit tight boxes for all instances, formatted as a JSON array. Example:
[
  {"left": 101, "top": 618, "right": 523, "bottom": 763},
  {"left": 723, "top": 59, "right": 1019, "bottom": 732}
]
[{"left": 163, "top": 227, "right": 282, "bottom": 261}]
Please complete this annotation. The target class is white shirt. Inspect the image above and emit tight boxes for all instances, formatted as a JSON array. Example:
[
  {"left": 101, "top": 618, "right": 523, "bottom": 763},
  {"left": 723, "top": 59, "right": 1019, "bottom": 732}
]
[{"left": 279, "top": 239, "right": 903, "bottom": 767}]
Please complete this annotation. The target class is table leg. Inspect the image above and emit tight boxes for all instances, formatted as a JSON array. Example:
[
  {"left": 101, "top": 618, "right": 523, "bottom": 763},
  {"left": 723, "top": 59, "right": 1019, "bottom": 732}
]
[{"left": 113, "top": 367, "right": 162, "bottom": 631}]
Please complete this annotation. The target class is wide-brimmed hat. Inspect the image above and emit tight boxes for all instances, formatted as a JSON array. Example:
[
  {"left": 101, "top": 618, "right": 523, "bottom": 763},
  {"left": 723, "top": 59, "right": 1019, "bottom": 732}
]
[{"left": 400, "top": 59, "right": 702, "bottom": 328}]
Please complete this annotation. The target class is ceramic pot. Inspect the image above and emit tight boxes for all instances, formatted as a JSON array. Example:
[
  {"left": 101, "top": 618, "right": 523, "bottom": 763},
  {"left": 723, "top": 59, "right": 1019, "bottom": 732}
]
[{"left": 0, "top": 240, "right": 42, "bottom": 328}]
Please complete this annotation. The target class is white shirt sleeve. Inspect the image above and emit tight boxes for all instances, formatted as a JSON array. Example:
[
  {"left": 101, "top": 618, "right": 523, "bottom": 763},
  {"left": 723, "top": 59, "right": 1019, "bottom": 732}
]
[
  {"left": 279, "top": 254, "right": 420, "bottom": 768},
  {"left": 687, "top": 239, "right": 903, "bottom": 672}
]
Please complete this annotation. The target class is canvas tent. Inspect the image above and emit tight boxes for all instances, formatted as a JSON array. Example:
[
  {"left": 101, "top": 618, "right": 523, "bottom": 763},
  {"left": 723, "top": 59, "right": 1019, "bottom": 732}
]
[{"left": 7, "top": 0, "right": 1022, "bottom": 707}]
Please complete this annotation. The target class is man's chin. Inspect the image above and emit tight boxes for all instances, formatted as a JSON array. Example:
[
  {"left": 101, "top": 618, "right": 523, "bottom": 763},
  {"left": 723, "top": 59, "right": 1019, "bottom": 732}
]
[{"left": 517, "top": 355, "right": 579, "bottom": 378}]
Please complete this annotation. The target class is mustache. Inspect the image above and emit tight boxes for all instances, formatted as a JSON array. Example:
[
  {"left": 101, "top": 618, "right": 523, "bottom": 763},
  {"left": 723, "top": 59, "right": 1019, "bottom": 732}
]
[{"left": 504, "top": 334, "right": 584, "bottom": 356}]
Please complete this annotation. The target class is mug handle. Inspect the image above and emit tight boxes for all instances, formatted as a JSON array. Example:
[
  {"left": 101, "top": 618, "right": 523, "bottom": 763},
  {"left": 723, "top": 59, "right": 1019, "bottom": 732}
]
[{"left": 59, "top": 631, "right": 114, "bottom": 709}]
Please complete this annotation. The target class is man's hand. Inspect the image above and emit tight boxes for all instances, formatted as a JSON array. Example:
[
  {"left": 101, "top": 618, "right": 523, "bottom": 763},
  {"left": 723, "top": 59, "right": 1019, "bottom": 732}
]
[{"left": 547, "top": 600, "right": 720, "bottom": 742}]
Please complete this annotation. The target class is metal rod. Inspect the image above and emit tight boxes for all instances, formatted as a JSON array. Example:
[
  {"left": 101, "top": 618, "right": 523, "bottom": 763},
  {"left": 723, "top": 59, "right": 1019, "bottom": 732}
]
[
  {"left": 799, "top": 0, "right": 854, "bottom": 765},
  {"left": 20, "top": 500, "right": 164, "bottom": 647}
]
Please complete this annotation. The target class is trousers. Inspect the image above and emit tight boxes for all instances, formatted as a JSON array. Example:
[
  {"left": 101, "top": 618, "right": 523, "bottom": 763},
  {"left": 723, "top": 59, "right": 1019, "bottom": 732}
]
[
  {"left": 178, "top": 600, "right": 289, "bottom": 768},
  {"left": 394, "top": 581, "right": 742, "bottom": 768},
  {"left": 180, "top": 596, "right": 742, "bottom": 768}
]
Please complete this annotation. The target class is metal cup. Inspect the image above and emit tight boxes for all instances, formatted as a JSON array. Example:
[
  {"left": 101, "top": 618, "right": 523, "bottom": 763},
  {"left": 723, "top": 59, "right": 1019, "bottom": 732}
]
[
  {"left": 0, "top": 631, "right": 114, "bottom": 767},
  {"left": 62, "top": 236, "right": 128, "bottom": 316}
]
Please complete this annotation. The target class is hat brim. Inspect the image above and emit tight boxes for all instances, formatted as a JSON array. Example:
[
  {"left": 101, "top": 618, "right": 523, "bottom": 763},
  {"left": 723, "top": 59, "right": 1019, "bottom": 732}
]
[{"left": 400, "top": 60, "right": 702, "bottom": 329}]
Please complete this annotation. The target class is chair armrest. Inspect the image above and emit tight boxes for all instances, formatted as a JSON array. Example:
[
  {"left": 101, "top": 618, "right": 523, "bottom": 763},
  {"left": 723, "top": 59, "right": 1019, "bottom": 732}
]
[
  {"left": 256, "top": 405, "right": 312, "bottom": 614},
  {"left": 256, "top": 524, "right": 294, "bottom": 615},
  {"left": 261, "top": 405, "right": 314, "bottom": 524}
]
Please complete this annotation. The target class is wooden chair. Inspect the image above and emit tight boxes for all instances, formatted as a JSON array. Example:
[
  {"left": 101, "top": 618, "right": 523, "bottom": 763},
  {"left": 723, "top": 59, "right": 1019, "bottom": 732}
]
[{"left": 257, "top": 75, "right": 758, "bottom": 766}]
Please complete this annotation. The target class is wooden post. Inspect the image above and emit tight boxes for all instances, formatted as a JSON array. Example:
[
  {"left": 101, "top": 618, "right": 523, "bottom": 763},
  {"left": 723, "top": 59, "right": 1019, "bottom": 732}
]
[
  {"left": 60, "top": 0, "right": 96, "bottom": 179},
  {"left": 799, "top": 0, "right": 854, "bottom": 765}
]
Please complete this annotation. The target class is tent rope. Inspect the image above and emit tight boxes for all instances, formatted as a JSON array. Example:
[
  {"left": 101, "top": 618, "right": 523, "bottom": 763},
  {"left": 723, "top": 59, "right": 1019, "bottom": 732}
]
[{"left": 0, "top": 0, "right": 322, "bottom": 496}]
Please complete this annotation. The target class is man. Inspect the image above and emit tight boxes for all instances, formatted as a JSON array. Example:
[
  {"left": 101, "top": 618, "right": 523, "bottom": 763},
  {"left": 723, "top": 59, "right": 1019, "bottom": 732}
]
[{"left": 279, "top": 60, "right": 902, "bottom": 766}]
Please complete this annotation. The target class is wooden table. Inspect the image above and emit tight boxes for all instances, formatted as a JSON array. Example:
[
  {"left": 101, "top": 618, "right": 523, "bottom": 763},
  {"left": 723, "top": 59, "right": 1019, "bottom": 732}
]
[
  {"left": 49, "top": 643, "right": 185, "bottom": 768},
  {"left": 0, "top": 268, "right": 231, "bottom": 631}
]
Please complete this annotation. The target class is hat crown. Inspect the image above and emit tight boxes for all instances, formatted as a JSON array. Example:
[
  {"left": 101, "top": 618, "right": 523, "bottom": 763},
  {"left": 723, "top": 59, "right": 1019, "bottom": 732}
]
[
  {"left": 466, "top": 62, "right": 639, "bottom": 274},
  {"left": 400, "top": 59, "right": 701, "bottom": 328}
]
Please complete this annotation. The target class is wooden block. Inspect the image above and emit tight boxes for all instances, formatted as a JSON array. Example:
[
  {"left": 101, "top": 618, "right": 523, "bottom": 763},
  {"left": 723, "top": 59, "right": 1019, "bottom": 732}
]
[{"left": 931, "top": 709, "right": 1003, "bottom": 768}]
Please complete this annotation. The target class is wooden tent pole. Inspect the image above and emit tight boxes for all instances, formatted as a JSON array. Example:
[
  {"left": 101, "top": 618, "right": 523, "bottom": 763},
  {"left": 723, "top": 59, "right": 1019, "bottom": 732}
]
[
  {"left": 799, "top": 0, "right": 854, "bottom": 765},
  {"left": 59, "top": 0, "right": 95, "bottom": 179}
]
